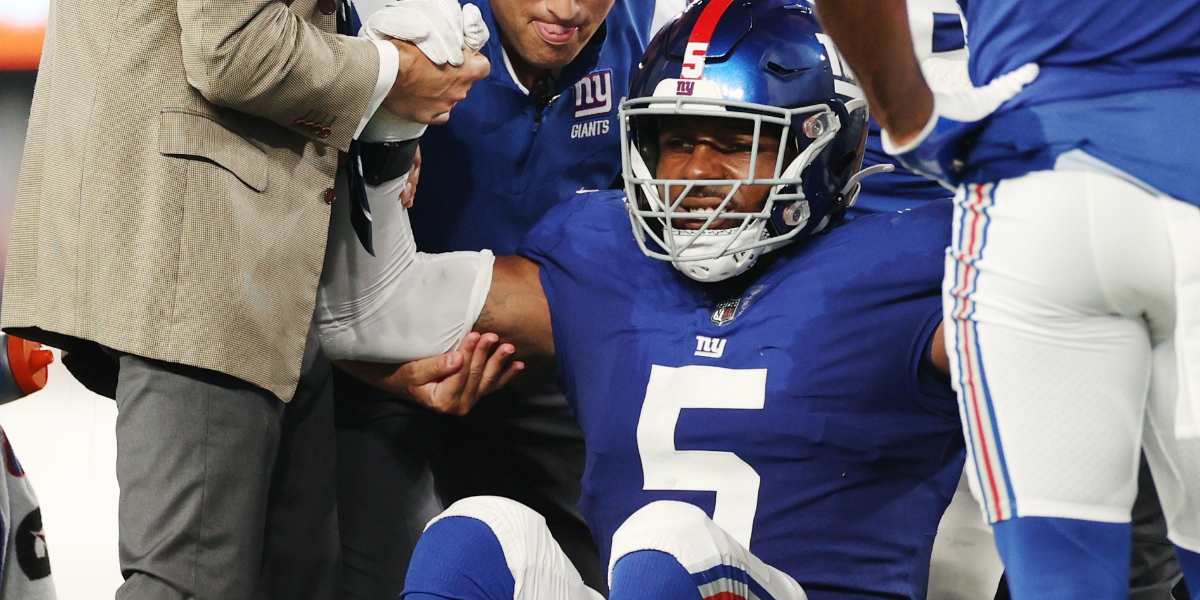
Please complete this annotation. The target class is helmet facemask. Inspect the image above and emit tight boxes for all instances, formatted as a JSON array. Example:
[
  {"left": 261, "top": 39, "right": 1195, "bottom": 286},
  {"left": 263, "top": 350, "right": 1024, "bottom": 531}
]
[{"left": 620, "top": 93, "right": 844, "bottom": 283}]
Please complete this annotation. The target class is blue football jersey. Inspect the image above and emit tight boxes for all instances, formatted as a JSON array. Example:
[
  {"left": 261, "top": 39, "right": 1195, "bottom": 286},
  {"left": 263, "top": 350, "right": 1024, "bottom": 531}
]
[
  {"left": 854, "top": 0, "right": 966, "bottom": 218},
  {"left": 960, "top": 0, "right": 1200, "bottom": 206},
  {"left": 518, "top": 193, "right": 965, "bottom": 599},
  {"left": 408, "top": 0, "right": 661, "bottom": 254}
]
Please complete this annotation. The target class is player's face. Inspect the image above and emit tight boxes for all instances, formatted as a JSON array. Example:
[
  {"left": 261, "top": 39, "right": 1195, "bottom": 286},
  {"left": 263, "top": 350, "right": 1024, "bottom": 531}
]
[
  {"left": 490, "top": 0, "right": 616, "bottom": 71},
  {"left": 654, "top": 116, "right": 783, "bottom": 230}
]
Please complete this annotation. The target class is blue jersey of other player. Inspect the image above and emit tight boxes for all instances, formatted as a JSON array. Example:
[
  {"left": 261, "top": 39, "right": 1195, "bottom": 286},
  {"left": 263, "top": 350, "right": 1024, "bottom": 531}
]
[
  {"left": 409, "top": 0, "right": 665, "bottom": 254},
  {"left": 518, "top": 192, "right": 965, "bottom": 600},
  {"left": 961, "top": 0, "right": 1200, "bottom": 206}
]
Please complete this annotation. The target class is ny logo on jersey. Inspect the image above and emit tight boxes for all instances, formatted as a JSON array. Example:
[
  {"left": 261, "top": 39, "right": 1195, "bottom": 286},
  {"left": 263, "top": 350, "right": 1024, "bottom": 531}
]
[
  {"left": 694, "top": 335, "right": 727, "bottom": 358},
  {"left": 574, "top": 70, "right": 613, "bottom": 119}
]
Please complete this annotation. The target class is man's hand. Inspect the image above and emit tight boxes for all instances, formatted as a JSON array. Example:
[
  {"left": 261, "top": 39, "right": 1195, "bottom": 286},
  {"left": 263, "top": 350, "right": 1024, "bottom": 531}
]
[
  {"left": 364, "top": 0, "right": 492, "bottom": 124},
  {"left": 365, "top": 0, "right": 489, "bottom": 67},
  {"left": 383, "top": 43, "right": 490, "bottom": 124},
  {"left": 332, "top": 332, "right": 524, "bottom": 416},
  {"left": 882, "top": 63, "right": 1039, "bottom": 189}
]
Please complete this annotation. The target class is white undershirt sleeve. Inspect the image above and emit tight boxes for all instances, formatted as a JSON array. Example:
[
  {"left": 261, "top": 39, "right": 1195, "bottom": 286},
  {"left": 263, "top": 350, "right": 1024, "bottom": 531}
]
[
  {"left": 315, "top": 171, "right": 495, "bottom": 362},
  {"left": 355, "top": 39, "right": 401, "bottom": 139}
]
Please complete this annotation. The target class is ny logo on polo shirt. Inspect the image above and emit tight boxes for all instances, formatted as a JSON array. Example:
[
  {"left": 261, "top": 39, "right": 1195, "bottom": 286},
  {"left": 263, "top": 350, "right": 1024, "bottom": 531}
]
[{"left": 574, "top": 69, "right": 613, "bottom": 119}]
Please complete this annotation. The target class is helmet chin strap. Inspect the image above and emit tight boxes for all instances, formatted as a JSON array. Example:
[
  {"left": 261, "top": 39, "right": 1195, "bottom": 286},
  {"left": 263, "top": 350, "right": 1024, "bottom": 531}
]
[
  {"left": 667, "top": 150, "right": 803, "bottom": 283},
  {"left": 670, "top": 226, "right": 768, "bottom": 282}
]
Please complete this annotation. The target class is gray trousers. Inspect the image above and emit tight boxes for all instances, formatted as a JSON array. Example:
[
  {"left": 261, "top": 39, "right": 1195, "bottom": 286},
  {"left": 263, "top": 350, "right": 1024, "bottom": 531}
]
[{"left": 111, "top": 326, "right": 338, "bottom": 600}]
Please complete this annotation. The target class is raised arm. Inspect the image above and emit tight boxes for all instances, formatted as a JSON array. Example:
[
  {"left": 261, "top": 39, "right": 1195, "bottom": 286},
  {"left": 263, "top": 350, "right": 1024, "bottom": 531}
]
[
  {"left": 816, "top": 1, "right": 1038, "bottom": 187},
  {"left": 813, "top": 0, "right": 933, "bottom": 146}
]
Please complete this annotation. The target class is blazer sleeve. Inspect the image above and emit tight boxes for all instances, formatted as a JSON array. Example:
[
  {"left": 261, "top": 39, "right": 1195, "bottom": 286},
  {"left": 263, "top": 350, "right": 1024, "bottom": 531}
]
[{"left": 177, "top": 0, "right": 383, "bottom": 150}]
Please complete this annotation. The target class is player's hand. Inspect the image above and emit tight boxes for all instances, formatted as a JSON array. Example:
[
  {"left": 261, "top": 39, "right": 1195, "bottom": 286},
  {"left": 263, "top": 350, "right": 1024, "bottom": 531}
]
[
  {"left": 882, "top": 63, "right": 1039, "bottom": 189},
  {"left": 381, "top": 42, "right": 490, "bottom": 124},
  {"left": 363, "top": 0, "right": 490, "bottom": 67},
  {"left": 400, "top": 146, "right": 421, "bottom": 208},
  {"left": 398, "top": 332, "right": 524, "bottom": 415},
  {"left": 364, "top": 0, "right": 492, "bottom": 125}
]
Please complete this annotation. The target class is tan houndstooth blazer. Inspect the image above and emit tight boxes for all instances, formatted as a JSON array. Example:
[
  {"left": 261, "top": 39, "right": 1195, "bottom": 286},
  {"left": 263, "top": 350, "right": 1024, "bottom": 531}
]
[{"left": 2, "top": 0, "right": 383, "bottom": 400}]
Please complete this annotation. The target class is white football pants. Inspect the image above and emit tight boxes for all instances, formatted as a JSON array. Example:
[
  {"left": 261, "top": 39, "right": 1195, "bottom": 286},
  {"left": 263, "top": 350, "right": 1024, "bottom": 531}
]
[
  {"left": 945, "top": 167, "right": 1200, "bottom": 553},
  {"left": 427, "top": 497, "right": 602, "bottom": 600},
  {"left": 427, "top": 497, "right": 808, "bottom": 600}
]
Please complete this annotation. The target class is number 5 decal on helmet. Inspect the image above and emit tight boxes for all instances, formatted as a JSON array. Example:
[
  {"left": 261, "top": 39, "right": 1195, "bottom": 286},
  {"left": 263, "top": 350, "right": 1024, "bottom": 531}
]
[{"left": 681, "top": 42, "right": 709, "bottom": 79}]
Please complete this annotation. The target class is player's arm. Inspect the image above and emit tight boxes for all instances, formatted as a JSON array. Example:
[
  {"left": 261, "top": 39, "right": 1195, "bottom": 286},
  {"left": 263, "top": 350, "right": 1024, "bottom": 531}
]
[
  {"left": 314, "top": 169, "right": 554, "bottom": 414},
  {"left": 329, "top": 255, "right": 552, "bottom": 414},
  {"left": 817, "top": 1, "right": 1037, "bottom": 187},
  {"left": 931, "top": 320, "right": 949, "bottom": 375},
  {"left": 476, "top": 256, "right": 555, "bottom": 361},
  {"left": 813, "top": 0, "right": 933, "bottom": 147}
]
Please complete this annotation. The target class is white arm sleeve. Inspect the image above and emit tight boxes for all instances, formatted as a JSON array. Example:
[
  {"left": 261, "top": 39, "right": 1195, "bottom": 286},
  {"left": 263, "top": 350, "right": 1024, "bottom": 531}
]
[{"left": 316, "top": 173, "right": 495, "bottom": 362}]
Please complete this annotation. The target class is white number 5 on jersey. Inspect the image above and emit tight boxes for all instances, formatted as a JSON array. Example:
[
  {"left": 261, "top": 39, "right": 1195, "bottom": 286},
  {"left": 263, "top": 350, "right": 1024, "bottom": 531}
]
[{"left": 637, "top": 364, "right": 766, "bottom": 548}]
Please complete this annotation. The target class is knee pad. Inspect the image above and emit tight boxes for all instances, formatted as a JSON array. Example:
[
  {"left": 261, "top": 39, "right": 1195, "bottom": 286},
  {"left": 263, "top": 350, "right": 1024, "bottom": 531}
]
[
  {"left": 405, "top": 516, "right": 515, "bottom": 600},
  {"left": 432, "top": 497, "right": 602, "bottom": 600},
  {"left": 608, "top": 501, "right": 807, "bottom": 600},
  {"left": 609, "top": 501, "right": 744, "bottom": 577}
]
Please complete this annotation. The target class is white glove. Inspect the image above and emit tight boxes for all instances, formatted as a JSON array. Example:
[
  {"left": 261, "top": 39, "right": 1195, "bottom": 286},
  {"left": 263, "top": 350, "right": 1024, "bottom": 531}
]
[
  {"left": 920, "top": 56, "right": 972, "bottom": 94},
  {"left": 361, "top": 0, "right": 490, "bottom": 67},
  {"left": 881, "top": 63, "right": 1039, "bottom": 188},
  {"left": 359, "top": 0, "right": 489, "bottom": 141}
]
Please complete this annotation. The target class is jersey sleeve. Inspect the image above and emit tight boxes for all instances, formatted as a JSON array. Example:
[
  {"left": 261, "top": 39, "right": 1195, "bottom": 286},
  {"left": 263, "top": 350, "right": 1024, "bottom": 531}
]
[
  {"left": 896, "top": 201, "right": 958, "bottom": 419},
  {"left": 861, "top": 200, "right": 958, "bottom": 420},
  {"left": 908, "top": 305, "right": 958, "bottom": 419},
  {"left": 516, "top": 191, "right": 636, "bottom": 399},
  {"left": 516, "top": 190, "right": 631, "bottom": 269}
]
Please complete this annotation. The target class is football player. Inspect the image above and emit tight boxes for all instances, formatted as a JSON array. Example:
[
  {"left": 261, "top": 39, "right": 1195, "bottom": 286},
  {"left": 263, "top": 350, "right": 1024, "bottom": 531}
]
[
  {"left": 816, "top": 1, "right": 1200, "bottom": 598},
  {"left": 317, "top": 1, "right": 968, "bottom": 597},
  {"left": 334, "top": 0, "right": 685, "bottom": 594}
]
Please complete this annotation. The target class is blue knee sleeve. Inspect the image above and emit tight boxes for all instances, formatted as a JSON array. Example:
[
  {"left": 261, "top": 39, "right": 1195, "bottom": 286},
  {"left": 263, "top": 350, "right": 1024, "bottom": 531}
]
[
  {"left": 993, "top": 516, "right": 1130, "bottom": 600},
  {"left": 1176, "top": 546, "right": 1200, "bottom": 600},
  {"left": 610, "top": 550, "right": 702, "bottom": 600},
  {"left": 401, "top": 516, "right": 516, "bottom": 600}
]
